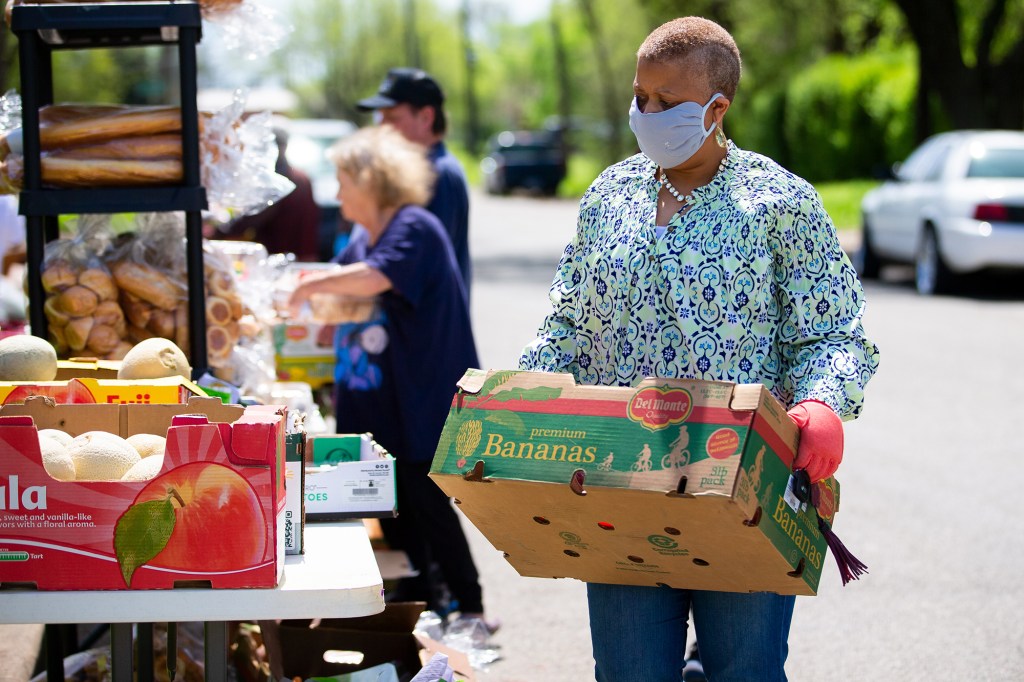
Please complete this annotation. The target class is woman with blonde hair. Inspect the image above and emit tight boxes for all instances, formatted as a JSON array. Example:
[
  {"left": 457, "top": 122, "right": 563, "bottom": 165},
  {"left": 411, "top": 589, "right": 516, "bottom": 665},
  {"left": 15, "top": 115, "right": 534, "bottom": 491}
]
[
  {"left": 289, "top": 125, "right": 491, "bottom": 627},
  {"left": 519, "top": 16, "right": 878, "bottom": 681}
]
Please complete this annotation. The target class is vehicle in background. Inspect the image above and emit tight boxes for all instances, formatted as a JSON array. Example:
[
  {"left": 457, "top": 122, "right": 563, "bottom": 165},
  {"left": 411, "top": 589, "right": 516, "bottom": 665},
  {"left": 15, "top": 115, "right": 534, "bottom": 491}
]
[
  {"left": 858, "top": 130, "right": 1024, "bottom": 295},
  {"left": 281, "top": 118, "right": 357, "bottom": 261},
  {"left": 480, "top": 129, "right": 567, "bottom": 196}
]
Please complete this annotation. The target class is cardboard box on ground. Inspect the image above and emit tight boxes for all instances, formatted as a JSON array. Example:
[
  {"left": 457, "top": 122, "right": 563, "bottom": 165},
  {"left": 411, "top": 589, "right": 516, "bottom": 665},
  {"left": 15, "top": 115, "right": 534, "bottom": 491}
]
[
  {"left": 0, "top": 395, "right": 288, "bottom": 590},
  {"left": 259, "top": 602, "right": 476, "bottom": 682},
  {"left": 430, "top": 369, "right": 842, "bottom": 596}
]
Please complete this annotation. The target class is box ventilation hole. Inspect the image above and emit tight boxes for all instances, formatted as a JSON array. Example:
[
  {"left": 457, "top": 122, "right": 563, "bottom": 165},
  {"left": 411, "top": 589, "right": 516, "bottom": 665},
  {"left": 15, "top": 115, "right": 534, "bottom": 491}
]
[
  {"left": 627, "top": 555, "right": 645, "bottom": 564},
  {"left": 692, "top": 558, "right": 710, "bottom": 567},
  {"left": 743, "top": 507, "right": 763, "bottom": 527},
  {"left": 663, "top": 527, "right": 681, "bottom": 535},
  {"left": 569, "top": 469, "right": 587, "bottom": 496},
  {"left": 787, "top": 558, "right": 806, "bottom": 578},
  {"left": 655, "top": 582, "right": 672, "bottom": 588},
  {"left": 564, "top": 550, "right": 581, "bottom": 558},
  {"left": 597, "top": 521, "right": 615, "bottom": 531},
  {"left": 533, "top": 516, "right": 551, "bottom": 525}
]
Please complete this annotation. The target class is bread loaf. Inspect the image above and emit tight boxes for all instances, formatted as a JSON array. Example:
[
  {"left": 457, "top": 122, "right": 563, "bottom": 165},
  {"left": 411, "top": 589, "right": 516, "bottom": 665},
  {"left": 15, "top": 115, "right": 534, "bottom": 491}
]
[
  {"left": 57, "top": 134, "right": 183, "bottom": 161},
  {"left": 65, "top": 316, "right": 93, "bottom": 352},
  {"left": 41, "top": 157, "right": 183, "bottom": 187},
  {"left": 147, "top": 308, "right": 176, "bottom": 339},
  {"left": 86, "top": 323, "right": 121, "bottom": 355},
  {"left": 120, "top": 292, "right": 153, "bottom": 329},
  {"left": 43, "top": 295, "right": 70, "bottom": 327},
  {"left": 39, "top": 106, "right": 183, "bottom": 150},
  {"left": 41, "top": 260, "right": 78, "bottom": 293},
  {"left": 78, "top": 268, "right": 118, "bottom": 301},
  {"left": 111, "top": 261, "right": 181, "bottom": 310},
  {"left": 57, "top": 285, "right": 98, "bottom": 317}
]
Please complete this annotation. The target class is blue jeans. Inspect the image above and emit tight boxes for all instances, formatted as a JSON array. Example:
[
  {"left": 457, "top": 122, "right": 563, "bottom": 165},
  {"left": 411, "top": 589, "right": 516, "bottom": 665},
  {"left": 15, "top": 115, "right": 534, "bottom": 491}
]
[{"left": 587, "top": 583, "right": 795, "bottom": 681}]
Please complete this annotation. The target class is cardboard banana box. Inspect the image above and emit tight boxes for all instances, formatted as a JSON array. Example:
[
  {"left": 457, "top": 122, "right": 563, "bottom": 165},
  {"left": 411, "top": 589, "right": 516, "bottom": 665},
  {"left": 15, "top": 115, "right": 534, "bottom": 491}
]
[{"left": 429, "top": 369, "right": 841, "bottom": 596}]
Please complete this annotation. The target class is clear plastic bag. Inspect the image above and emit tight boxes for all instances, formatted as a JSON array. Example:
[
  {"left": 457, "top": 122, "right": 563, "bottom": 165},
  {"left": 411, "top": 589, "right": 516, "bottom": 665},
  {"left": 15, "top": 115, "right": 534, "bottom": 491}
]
[
  {"left": 0, "top": 90, "right": 295, "bottom": 219},
  {"left": 39, "top": 216, "right": 131, "bottom": 360},
  {"left": 104, "top": 213, "right": 190, "bottom": 351},
  {"left": 5, "top": 0, "right": 249, "bottom": 24}
]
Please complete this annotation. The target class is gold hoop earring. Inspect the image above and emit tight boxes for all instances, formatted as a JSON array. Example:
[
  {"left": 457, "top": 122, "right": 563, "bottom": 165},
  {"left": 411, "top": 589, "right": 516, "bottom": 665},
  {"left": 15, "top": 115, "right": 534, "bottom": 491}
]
[{"left": 715, "top": 127, "right": 727, "bottom": 148}]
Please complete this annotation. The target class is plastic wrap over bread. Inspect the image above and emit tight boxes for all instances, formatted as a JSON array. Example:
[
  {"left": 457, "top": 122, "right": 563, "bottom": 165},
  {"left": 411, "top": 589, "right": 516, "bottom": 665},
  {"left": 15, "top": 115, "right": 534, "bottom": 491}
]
[
  {"left": 5, "top": 0, "right": 244, "bottom": 24},
  {"left": 0, "top": 90, "right": 295, "bottom": 220},
  {"left": 4, "top": 0, "right": 289, "bottom": 59}
]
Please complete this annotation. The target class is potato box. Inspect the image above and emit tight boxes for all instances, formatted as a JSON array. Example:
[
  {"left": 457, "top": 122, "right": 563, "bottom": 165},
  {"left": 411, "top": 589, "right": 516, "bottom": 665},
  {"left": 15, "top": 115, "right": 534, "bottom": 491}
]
[
  {"left": 429, "top": 370, "right": 841, "bottom": 596},
  {"left": 304, "top": 434, "right": 396, "bottom": 521},
  {"left": 0, "top": 396, "right": 288, "bottom": 590}
]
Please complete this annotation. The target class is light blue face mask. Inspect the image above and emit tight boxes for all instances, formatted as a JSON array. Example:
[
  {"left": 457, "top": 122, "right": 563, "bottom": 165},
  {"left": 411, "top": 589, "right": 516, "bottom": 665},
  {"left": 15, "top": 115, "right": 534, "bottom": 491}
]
[{"left": 628, "top": 93, "right": 723, "bottom": 169}]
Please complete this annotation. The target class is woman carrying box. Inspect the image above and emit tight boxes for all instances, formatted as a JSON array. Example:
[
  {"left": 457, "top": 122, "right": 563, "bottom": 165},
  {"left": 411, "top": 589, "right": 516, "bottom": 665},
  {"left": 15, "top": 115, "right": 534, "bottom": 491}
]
[{"left": 518, "top": 16, "right": 880, "bottom": 681}]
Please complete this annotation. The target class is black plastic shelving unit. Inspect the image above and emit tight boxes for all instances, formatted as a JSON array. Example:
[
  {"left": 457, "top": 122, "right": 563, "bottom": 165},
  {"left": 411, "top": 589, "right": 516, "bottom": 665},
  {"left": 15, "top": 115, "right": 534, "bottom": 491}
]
[{"left": 11, "top": 1, "right": 209, "bottom": 377}]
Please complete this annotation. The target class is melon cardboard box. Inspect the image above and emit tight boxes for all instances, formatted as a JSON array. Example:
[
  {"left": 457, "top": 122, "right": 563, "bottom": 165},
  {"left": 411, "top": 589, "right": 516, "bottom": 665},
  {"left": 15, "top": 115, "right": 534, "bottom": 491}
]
[
  {"left": 0, "top": 396, "right": 288, "bottom": 590},
  {"left": 0, "top": 376, "right": 206, "bottom": 405},
  {"left": 429, "top": 370, "right": 842, "bottom": 596}
]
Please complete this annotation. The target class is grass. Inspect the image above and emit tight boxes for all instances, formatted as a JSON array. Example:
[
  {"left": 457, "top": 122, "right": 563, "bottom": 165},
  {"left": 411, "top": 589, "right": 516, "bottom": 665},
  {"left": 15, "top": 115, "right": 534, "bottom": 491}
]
[{"left": 815, "top": 179, "right": 881, "bottom": 233}]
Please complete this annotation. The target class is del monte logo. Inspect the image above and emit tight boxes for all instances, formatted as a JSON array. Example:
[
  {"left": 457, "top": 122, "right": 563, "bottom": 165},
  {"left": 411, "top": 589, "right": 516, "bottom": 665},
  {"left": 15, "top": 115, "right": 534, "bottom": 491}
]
[{"left": 628, "top": 385, "right": 692, "bottom": 431}]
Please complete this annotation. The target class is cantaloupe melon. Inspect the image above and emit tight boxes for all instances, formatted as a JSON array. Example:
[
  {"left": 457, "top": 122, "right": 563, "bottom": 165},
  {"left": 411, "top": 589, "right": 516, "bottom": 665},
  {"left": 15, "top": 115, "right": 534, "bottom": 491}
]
[
  {"left": 39, "top": 435, "right": 75, "bottom": 481},
  {"left": 126, "top": 433, "right": 166, "bottom": 459},
  {"left": 0, "top": 335, "right": 58, "bottom": 381},
  {"left": 117, "top": 338, "right": 192, "bottom": 380},
  {"left": 121, "top": 454, "right": 165, "bottom": 482},
  {"left": 39, "top": 428, "right": 73, "bottom": 447},
  {"left": 68, "top": 431, "right": 141, "bottom": 481}
]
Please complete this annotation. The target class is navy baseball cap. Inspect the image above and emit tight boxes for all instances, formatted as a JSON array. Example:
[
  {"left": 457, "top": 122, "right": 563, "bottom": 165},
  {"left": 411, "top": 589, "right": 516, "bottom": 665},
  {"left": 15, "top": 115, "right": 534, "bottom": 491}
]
[{"left": 357, "top": 67, "right": 445, "bottom": 111}]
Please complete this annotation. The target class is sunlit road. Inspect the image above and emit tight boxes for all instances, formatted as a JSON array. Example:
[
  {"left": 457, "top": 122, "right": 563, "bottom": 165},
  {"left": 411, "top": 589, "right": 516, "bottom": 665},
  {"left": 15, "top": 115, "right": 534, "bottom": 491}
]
[{"left": 466, "top": 188, "right": 1024, "bottom": 681}]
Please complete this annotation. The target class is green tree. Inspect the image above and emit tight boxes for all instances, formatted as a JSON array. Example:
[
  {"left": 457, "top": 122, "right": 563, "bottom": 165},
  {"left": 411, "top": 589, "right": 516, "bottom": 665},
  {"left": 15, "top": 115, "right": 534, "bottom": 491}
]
[{"left": 891, "top": 0, "right": 1024, "bottom": 136}]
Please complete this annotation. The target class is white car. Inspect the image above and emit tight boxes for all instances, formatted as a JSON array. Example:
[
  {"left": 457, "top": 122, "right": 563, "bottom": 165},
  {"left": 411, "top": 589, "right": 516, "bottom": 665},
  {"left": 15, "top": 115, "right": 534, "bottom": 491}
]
[{"left": 858, "top": 130, "right": 1024, "bottom": 295}]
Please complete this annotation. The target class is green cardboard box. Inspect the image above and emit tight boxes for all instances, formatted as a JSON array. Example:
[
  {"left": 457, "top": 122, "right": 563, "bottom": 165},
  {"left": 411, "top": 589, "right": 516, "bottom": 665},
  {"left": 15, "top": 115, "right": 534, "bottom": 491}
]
[{"left": 429, "top": 370, "right": 841, "bottom": 596}]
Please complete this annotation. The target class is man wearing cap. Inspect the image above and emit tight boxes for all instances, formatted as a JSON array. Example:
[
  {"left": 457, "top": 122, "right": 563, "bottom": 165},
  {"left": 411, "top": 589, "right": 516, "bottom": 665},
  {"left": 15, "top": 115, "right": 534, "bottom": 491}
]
[{"left": 358, "top": 68, "right": 472, "bottom": 297}]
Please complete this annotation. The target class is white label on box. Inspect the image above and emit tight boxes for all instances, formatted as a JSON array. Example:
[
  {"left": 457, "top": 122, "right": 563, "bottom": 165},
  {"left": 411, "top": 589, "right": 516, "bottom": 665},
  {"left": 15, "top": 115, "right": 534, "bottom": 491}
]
[
  {"left": 304, "top": 459, "right": 396, "bottom": 516},
  {"left": 783, "top": 474, "right": 807, "bottom": 514},
  {"left": 284, "top": 460, "right": 303, "bottom": 554}
]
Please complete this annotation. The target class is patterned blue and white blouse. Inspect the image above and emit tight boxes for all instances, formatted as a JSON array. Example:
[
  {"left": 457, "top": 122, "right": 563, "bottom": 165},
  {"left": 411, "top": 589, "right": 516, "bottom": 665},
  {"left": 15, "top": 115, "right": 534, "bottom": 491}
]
[{"left": 519, "top": 143, "right": 880, "bottom": 419}]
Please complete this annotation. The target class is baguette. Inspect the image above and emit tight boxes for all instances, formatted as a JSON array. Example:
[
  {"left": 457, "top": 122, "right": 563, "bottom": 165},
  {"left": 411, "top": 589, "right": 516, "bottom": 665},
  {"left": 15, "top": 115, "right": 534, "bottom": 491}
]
[
  {"left": 40, "top": 157, "right": 183, "bottom": 187},
  {"left": 56, "top": 134, "right": 184, "bottom": 160},
  {"left": 39, "top": 106, "right": 184, "bottom": 149}
]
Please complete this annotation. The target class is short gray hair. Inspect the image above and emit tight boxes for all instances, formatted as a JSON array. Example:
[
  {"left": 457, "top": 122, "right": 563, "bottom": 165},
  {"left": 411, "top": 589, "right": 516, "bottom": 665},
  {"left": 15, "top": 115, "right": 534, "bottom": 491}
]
[{"left": 637, "top": 17, "right": 742, "bottom": 100}]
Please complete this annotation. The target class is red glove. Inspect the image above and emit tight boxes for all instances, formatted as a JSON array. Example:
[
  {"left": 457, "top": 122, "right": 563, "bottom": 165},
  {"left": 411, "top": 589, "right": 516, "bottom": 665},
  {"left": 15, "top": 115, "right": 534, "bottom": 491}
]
[{"left": 787, "top": 400, "right": 844, "bottom": 483}]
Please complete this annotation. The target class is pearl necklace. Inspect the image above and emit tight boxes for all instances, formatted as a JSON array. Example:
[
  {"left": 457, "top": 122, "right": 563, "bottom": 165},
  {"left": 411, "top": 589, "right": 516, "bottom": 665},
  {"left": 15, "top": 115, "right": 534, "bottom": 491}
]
[
  {"left": 659, "top": 171, "right": 689, "bottom": 203},
  {"left": 658, "top": 151, "right": 730, "bottom": 205}
]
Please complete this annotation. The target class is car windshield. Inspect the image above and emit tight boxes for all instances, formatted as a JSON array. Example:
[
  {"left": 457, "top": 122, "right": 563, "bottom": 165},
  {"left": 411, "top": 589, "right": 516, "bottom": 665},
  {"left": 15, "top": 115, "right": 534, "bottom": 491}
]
[{"left": 966, "top": 146, "right": 1024, "bottom": 178}]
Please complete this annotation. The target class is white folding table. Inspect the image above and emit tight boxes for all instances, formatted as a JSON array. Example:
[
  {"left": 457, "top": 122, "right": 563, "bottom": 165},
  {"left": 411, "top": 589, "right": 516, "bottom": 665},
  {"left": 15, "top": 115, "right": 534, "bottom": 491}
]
[{"left": 0, "top": 522, "right": 385, "bottom": 682}]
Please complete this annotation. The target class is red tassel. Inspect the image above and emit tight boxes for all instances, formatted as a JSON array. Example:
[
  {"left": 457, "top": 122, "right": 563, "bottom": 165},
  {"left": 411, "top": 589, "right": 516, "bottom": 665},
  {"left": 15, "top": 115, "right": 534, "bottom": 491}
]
[{"left": 818, "top": 517, "right": 868, "bottom": 585}]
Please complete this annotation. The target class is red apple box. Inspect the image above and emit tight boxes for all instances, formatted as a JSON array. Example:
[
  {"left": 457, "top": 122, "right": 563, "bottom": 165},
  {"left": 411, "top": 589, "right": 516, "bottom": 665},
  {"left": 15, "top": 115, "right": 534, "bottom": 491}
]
[{"left": 0, "top": 397, "right": 288, "bottom": 590}]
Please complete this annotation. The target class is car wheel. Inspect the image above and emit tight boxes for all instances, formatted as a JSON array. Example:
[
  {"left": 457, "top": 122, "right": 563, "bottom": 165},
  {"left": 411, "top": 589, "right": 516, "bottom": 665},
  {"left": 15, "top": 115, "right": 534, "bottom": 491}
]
[
  {"left": 854, "top": 219, "right": 882, "bottom": 279},
  {"left": 915, "top": 226, "right": 955, "bottom": 296}
]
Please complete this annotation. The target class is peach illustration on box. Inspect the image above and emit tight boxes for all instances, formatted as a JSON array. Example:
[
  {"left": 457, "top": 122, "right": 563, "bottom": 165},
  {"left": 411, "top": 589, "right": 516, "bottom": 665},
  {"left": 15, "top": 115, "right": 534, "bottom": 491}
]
[{"left": 114, "top": 461, "right": 268, "bottom": 587}]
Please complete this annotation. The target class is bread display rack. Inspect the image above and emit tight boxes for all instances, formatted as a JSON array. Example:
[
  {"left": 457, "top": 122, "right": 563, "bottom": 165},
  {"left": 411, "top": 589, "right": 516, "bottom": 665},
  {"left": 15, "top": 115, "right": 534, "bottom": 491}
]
[{"left": 11, "top": 0, "right": 209, "bottom": 376}]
